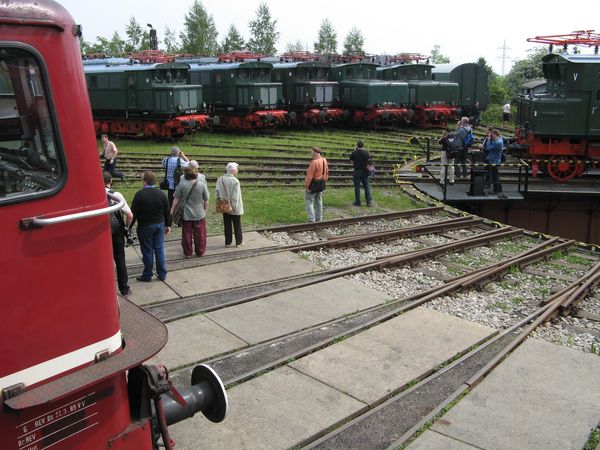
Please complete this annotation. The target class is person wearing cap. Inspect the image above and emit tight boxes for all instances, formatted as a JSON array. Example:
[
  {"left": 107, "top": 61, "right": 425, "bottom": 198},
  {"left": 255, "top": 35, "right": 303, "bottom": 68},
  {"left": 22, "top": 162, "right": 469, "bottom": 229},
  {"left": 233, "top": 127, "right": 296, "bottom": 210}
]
[
  {"left": 216, "top": 162, "right": 244, "bottom": 247},
  {"left": 304, "top": 146, "right": 329, "bottom": 222},
  {"left": 349, "top": 139, "right": 373, "bottom": 206}
]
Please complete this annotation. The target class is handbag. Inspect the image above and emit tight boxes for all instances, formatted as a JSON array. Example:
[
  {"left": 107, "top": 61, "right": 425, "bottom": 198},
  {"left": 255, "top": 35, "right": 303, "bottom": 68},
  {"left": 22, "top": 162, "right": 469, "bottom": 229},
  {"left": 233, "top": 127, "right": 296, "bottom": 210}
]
[
  {"left": 172, "top": 180, "right": 198, "bottom": 226},
  {"left": 309, "top": 160, "right": 327, "bottom": 193},
  {"left": 367, "top": 163, "right": 376, "bottom": 177},
  {"left": 215, "top": 177, "right": 234, "bottom": 214}
]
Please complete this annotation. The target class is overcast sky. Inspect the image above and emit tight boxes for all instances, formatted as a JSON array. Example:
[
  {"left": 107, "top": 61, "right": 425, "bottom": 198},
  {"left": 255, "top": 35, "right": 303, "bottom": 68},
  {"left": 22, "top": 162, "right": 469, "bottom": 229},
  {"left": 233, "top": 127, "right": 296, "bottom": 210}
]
[{"left": 57, "top": 0, "right": 598, "bottom": 75}]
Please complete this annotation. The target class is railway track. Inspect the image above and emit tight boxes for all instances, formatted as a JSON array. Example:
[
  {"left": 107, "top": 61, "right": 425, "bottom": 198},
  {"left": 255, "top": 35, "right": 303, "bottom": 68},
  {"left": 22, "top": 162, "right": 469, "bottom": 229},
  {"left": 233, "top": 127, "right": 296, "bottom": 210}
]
[{"left": 126, "top": 206, "right": 600, "bottom": 448}]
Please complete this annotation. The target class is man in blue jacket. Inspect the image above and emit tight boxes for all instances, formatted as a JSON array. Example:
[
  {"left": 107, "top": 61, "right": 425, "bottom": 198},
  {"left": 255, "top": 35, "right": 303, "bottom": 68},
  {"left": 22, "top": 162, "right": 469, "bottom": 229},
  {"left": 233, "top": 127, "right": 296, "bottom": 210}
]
[{"left": 484, "top": 129, "right": 505, "bottom": 197}]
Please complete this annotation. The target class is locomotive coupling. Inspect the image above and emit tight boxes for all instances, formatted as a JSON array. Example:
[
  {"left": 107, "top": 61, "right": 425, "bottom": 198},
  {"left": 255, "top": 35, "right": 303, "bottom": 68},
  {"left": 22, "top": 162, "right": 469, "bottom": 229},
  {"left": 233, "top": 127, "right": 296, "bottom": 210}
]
[{"left": 161, "top": 364, "right": 229, "bottom": 425}]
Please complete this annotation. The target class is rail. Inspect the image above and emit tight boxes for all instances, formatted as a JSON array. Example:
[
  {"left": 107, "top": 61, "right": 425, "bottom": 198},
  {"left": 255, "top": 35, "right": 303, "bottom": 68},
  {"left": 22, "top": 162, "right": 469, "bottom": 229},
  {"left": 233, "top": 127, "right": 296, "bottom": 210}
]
[{"left": 419, "top": 158, "right": 530, "bottom": 201}]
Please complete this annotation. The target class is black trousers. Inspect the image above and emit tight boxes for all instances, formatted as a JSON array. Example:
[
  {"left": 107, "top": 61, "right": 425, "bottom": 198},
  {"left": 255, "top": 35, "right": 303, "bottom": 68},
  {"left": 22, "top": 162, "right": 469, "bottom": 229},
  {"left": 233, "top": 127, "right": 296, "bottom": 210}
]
[
  {"left": 223, "top": 214, "right": 243, "bottom": 246},
  {"left": 112, "top": 231, "right": 129, "bottom": 293},
  {"left": 104, "top": 159, "right": 124, "bottom": 181}
]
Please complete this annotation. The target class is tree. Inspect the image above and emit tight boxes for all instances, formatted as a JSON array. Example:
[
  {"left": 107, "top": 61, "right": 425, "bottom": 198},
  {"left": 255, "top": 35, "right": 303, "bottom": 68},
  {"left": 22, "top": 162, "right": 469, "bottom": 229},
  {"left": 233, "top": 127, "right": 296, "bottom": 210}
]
[
  {"left": 285, "top": 40, "right": 304, "bottom": 53},
  {"left": 220, "top": 24, "right": 245, "bottom": 53},
  {"left": 107, "top": 32, "right": 126, "bottom": 55},
  {"left": 504, "top": 47, "right": 547, "bottom": 99},
  {"left": 343, "top": 26, "right": 364, "bottom": 54},
  {"left": 163, "top": 26, "right": 180, "bottom": 53},
  {"left": 180, "top": 0, "right": 219, "bottom": 55},
  {"left": 430, "top": 45, "right": 450, "bottom": 64},
  {"left": 247, "top": 2, "right": 279, "bottom": 55},
  {"left": 314, "top": 19, "right": 337, "bottom": 54},
  {"left": 125, "top": 16, "right": 143, "bottom": 52}
]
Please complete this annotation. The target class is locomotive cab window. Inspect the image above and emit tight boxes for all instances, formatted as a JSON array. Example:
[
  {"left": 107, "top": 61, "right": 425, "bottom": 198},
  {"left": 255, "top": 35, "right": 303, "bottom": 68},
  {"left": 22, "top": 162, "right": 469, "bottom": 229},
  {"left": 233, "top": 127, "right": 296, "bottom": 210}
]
[{"left": 0, "top": 47, "right": 63, "bottom": 202}]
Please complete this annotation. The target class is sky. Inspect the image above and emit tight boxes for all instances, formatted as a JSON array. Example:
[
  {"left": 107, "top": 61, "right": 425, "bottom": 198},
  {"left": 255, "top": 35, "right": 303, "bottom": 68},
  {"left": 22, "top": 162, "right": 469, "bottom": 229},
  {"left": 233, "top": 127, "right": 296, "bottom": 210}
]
[{"left": 56, "top": 0, "right": 599, "bottom": 76}]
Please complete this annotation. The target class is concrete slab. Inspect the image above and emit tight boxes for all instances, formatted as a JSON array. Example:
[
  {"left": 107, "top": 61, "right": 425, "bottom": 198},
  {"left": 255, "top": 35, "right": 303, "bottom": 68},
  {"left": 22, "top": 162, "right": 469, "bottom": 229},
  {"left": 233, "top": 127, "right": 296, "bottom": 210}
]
[
  {"left": 408, "top": 430, "right": 478, "bottom": 449},
  {"left": 165, "top": 251, "right": 321, "bottom": 297},
  {"left": 291, "top": 307, "right": 495, "bottom": 404},
  {"left": 127, "top": 279, "right": 180, "bottom": 306},
  {"left": 428, "top": 339, "right": 600, "bottom": 450},
  {"left": 150, "top": 314, "right": 247, "bottom": 370},
  {"left": 162, "top": 231, "right": 275, "bottom": 260},
  {"left": 206, "top": 277, "right": 390, "bottom": 344},
  {"left": 169, "top": 366, "right": 366, "bottom": 450},
  {"left": 124, "top": 245, "right": 141, "bottom": 265}
]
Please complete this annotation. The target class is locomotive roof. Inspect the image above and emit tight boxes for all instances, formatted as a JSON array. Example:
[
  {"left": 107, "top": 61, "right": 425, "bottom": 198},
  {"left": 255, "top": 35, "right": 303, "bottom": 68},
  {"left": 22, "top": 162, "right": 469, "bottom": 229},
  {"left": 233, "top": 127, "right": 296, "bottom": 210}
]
[
  {"left": 190, "top": 62, "right": 274, "bottom": 71},
  {"left": 271, "top": 62, "right": 331, "bottom": 69},
  {"left": 431, "top": 62, "right": 479, "bottom": 73},
  {"left": 377, "top": 63, "right": 434, "bottom": 71},
  {"left": 338, "top": 80, "right": 408, "bottom": 86},
  {"left": 0, "top": 0, "right": 72, "bottom": 31},
  {"left": 83, "top": 62, "right": 191, "bottom": 73},
  {"left": 333, "top": 62, "right": 379, "bottom": 68},
  {"left": 542, "top": 53, "right": 600, "bottom": 64}
]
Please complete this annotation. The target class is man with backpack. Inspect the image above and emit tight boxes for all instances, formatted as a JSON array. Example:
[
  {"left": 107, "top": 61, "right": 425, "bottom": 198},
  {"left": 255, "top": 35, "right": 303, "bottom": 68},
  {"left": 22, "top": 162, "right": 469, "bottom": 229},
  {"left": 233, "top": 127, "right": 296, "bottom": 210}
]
[
  {"left": 451, "top": 117, "right": 474, "bottom": 179},
  {"left": 161, "top": 146, "right": 189, "bottom": 207},
  {"left": 104, "top": 171, "right": 133, "bottom": 297}
]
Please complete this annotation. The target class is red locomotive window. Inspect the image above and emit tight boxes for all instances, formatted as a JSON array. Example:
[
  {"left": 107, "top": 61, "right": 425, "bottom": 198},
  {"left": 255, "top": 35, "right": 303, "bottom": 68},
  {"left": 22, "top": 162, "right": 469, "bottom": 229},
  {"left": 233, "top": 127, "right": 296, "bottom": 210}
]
[{"left": 0, "top": 47, "right": 63, "bottom": 202}]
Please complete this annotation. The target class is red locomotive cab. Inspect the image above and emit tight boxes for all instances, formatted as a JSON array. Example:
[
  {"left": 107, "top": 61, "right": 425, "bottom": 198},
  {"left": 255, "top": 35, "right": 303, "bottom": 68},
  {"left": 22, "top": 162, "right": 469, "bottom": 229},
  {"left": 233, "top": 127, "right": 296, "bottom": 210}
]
[{"left": 0, "top": 2, "right": 227, "bottom": 449}]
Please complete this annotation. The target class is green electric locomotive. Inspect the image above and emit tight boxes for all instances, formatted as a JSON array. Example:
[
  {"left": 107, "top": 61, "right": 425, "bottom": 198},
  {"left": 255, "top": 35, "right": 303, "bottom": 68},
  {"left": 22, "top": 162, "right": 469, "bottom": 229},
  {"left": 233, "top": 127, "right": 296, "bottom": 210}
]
[
  {"left": 188, "top": 61, "right": 288, "bottom": 130},
  {"left": 271, "top": 61, "right": 343, "bottom": 126},
  {"left": 83, "top": 61, "right": 208, "bottom": 138},
  {"left": 330, "top": 63, "right": 409, "bottom": 127},
  {"left": 514, "top": 53, "right": 600, "bottom": 181},
  {"left": 376, "top": 63, "right": 460, "bottom": 127},
  {"left": 431, "top": 62, "right": 489, "bottom": 118}
]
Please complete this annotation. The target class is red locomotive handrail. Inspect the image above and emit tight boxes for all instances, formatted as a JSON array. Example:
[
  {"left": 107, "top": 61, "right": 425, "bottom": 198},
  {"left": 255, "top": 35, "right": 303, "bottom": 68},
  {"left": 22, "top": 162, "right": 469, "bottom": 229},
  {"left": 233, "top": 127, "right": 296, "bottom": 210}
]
[
  {"left": 527, "top": 30, "right": 600, "bottom": 46},
  {"left": 387, "top": 53, "right": 429, "bottom": 63}
]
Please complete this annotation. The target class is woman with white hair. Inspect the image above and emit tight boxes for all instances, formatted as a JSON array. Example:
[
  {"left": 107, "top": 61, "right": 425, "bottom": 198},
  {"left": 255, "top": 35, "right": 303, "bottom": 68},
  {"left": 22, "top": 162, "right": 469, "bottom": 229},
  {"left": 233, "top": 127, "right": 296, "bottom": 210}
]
[{"left": 215, "top": 162, "right": 244, "bottom": 247}]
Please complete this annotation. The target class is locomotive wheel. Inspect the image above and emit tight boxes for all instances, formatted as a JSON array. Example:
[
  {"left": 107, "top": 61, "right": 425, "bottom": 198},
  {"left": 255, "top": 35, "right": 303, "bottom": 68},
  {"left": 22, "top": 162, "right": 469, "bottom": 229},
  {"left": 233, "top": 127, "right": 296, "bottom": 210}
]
[{"left": 546, "top": 156, "right": 585, "bottom": 182}]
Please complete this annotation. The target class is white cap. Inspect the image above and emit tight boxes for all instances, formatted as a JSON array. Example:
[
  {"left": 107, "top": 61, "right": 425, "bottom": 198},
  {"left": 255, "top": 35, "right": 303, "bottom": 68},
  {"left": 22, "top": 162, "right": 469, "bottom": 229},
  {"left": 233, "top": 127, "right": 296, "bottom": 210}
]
[
  {"left": 226, "top": 162, "right": 239, "bottom": 172},
  {"left": 189, "top": 160, "right": 199, "bottom": 169}
]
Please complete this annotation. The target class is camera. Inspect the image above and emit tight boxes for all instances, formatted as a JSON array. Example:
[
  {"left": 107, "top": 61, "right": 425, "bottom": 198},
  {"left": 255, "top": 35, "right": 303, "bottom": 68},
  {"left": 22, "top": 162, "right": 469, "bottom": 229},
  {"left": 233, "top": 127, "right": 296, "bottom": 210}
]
[{"left": 125, "top": 228, "right": 137, "bottom": 247}]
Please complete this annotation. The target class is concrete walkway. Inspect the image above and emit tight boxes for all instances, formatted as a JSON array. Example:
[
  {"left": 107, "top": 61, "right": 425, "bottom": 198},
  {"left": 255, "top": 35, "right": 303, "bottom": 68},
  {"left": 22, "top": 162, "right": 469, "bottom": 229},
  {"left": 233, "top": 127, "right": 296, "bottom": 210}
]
[
  {"left": 169, "top": 307, "right": 495, "bottom": 449},
  {"left": 409, "top": 339, "right": 600, "bottom": 450}
]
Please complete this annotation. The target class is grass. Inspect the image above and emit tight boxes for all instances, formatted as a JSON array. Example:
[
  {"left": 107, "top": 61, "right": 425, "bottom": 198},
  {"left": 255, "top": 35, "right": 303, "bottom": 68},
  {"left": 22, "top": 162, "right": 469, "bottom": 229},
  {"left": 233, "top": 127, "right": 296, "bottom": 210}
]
[
  {"left": 585, "top": 424, "right": 600, "bottom": 450},
  {"left": 118, "top": 183, "right": 421, "bottom": 235}
]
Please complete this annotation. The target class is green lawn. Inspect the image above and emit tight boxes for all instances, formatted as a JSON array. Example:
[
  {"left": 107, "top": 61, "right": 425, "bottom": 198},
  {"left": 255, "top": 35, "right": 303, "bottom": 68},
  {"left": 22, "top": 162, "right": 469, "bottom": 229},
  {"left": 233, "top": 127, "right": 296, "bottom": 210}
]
[{"left": 117, "top": 182, "right": 421, "bottom": 235}]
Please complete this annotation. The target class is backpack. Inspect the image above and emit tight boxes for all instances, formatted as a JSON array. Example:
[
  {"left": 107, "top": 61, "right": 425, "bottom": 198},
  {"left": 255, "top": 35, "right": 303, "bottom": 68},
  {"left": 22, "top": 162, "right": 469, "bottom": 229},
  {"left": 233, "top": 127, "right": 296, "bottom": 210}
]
[
  {"left": 107, "top": 190, "right": 125, "bottom": 235},
  {"left": 463, "top": 128, "right": 474, "bottom": 148}
]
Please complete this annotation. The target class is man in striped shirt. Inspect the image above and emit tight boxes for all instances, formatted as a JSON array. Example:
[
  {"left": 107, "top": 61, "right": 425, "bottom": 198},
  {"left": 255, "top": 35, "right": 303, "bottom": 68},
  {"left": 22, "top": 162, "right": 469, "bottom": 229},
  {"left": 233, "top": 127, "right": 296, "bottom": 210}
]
[{"left": 161, "top": 146, "right": 189, "bottom": 206}]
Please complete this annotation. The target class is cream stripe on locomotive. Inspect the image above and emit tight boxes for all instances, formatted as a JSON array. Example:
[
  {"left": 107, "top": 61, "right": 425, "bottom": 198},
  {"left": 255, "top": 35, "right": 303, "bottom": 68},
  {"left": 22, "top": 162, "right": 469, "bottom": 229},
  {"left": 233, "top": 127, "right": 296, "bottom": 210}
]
[{"left": 0, "top": 330, "right": 122, "bottom": 392}]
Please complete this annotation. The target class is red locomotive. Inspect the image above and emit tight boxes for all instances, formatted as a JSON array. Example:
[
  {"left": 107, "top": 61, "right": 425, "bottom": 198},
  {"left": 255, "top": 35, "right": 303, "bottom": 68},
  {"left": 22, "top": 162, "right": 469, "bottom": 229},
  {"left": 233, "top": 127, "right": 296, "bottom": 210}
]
[{"left": 0, "top": 2, "right": 227, "bottom": 449}]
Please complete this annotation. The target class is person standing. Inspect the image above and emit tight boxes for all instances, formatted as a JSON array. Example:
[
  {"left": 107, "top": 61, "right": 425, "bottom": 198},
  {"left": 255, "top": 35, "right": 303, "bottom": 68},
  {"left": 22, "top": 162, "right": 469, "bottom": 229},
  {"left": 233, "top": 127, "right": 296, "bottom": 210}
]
[
  {"left": 452, "top": 117, "right": 472, "bottom": 179},
  {"left": 349, "top": 139, "right": 373, "bottom": 206},
  {"left": 162, "top": 146, "right": 189, "bottom": 207},
  {"left": 438, "top": 129, "right": 455, "bottom": 185},
  {"left": 503, "top": 101, "right": 511, "bottom": 123},
  {"left": 304, "top": 146, "right": 329, "bottom": 222},
  {"left": 172, "top": 165, "right": 210, "bottom": 258},
  {"left": 131, "top": 171, "right": 171, "bottom": 282},
  {"left": 216, "top": 162, "right": 244, "bottom": 247},
  {"left": 485, "top": 129, "right": 505, "bottom": 197},
  {"left": 101, "top": 134, "right": 124, "bottom": 181},
  {"left": 104, "top": 171, "right": 132, "bottom": 297}
]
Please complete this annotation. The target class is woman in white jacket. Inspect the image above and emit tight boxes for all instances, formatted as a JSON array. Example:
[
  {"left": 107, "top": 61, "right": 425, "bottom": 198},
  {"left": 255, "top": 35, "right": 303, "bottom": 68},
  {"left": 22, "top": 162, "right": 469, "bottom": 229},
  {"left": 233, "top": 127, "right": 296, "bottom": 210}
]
[{"left": 215, "top": 162, "right": 244, "bottom": 247}]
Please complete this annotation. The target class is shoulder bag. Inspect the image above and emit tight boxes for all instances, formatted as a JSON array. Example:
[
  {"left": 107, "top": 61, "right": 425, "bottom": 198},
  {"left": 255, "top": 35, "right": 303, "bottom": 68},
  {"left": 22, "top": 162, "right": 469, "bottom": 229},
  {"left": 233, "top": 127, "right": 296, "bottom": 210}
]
[
  {"left": 309, "top": 160, "right": 326, "bottom": 193},
  {"left": 215, "top": 178, "right": 234, "bottom": 214},
  {"left": 172, "top": 180, "right": 198, "bottom": 226}
]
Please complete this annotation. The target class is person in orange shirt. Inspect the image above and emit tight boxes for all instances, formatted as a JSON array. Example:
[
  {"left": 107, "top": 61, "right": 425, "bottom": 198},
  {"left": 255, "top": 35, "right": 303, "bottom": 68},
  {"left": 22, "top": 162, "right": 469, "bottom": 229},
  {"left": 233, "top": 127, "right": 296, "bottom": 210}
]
[{"left": 304, "top": 146, "right": 329, "bottom": 222}]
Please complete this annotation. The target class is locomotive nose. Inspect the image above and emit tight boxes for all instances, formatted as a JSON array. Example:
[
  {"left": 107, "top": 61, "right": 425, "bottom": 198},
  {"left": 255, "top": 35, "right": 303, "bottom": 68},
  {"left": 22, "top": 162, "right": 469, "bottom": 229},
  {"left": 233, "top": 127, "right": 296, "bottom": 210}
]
[{"left": 162, "top": 364, "right": 228, "bottom": 425}]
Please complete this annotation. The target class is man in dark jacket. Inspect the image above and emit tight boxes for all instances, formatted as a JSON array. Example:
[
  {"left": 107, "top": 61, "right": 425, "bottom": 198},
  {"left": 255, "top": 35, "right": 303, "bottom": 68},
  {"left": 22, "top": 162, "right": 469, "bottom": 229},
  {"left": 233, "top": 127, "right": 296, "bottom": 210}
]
[
  {"left": 131, "top": 171, "right": 171, "bottom": 282},
  {"left": 349, "top": 140, "right": 372, "bottom": 206},
  {"left": 452, "top": 117, "right": 472, "bottom": 178}
]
